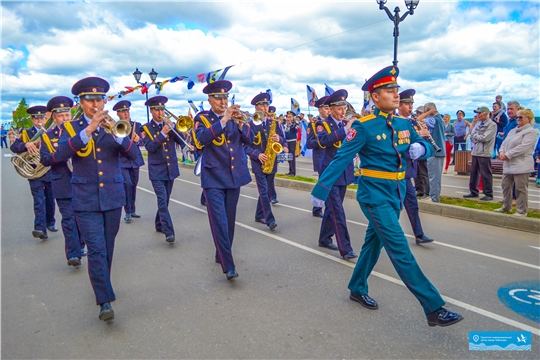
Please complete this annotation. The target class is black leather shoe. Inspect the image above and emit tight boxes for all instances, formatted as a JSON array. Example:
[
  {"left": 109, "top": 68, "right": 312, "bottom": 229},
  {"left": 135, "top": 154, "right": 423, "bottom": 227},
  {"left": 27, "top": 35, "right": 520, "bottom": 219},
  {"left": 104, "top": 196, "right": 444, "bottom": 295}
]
[
  {"left": 463, "top": 193, "right": 478, "bottom": 198},
  {"left": 312, "top": 212, "right": 323, "bottom": 218},
  {"left": 268, "top": 221, "right": 277, "bottom": 230},
  {"left": 319, "top": 242, "right": 339, "bottom": 251},
  {"left": 350, "top": 292, "right": 378, "bottom": 310},
  {"left": 98, "top": 302, "right": 115, "bottom": 321},
  {"left": 67, "top": 257, "right": 81, "bottom": 267},
  {"left": 415, "top": 235, "right": 434, "bottom": 245},
  {"left": 200, "top": 202, "right": 207, "bottom": 206},
  {"left": 426, "top": 307, "right": 463, "bottom": 327},
  {"left": 32, "top": 230, "right": 48, "bottom": 240},
  {"left": 131, "top": 212, "right": 141, "bottom": 218},
  {"left": 165, "top": 235, "right": 175, "bottom": 243},
  {"left": 156, "top": 228, "right": 163, "bottom": 233},
  {"left": 343, "top": 251, "right": 358, "bottom": 260},
  {"left": 47, "top": 225, "right": 58, "bottom": 232},
  {"left": 124, "top": 213, "right": 132, "bottom": 223},
  {"left": 271, "top": 199, "right": 278, "bottom": 205},
  {"left": 215, "top": 256, "right": 221, "bottom": 264},
  {"left": 255, "top": 218, "right": 266, "bottom": 224},
  {"left": 226, "top": 269, "right": 239, "bottom": 280},
  {"left": 479, "top": 195, "right": 493, "bottom": 201}
]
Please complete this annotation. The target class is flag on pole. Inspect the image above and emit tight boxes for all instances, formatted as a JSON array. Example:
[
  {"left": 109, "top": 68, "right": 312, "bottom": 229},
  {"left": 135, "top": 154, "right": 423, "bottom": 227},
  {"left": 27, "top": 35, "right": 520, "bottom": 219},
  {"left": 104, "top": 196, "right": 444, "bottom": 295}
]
[
  {"left": 198, "top": 101, "right": 204, "bottom": 112},
  {"left": 218, "top": 65, "right": 234, "bottom": 80},
  {"left": 324, "top": 84, "right": 335, "bottom": 96},
  {"left": 306, "top": 85, "right": 318, "bottom": 106},
  {"left": 231, "top": 94, "right": 235, "bottom": 105},
  {"left": 187, "top": 100, "right": 199, "bottom": 114},
  {"left": 141, "top": 82, "right": 151, "bottom": 95},
  {"left": 187, "top": 78, "right": 195, "bottom": 90},
  {"left": 266, "top": 89, "right": 273, "bottom": 104},
  {"left": 291, "top": 98, "right": 300, "bottom": 115}
]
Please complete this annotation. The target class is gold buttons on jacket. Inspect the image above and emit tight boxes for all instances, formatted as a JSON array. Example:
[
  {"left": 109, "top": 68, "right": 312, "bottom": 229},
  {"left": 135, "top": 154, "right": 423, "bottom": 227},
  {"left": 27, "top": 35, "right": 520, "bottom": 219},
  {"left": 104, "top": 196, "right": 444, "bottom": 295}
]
[
  {"left": 227, "top": 140, "right": 231, "bottom": 144},
  {"left": 97, "top": 148, "right": 101, "bottom": 152},
  {"left": 98, "top": 160, "right": 102, "bottom": 164},
  {"left": 230, "top": 148, "right": 233, "bottom": 152},
  {"left": 231, "top": 157, "right": 235, "bottom": 160},
  {"left": 100, "top": 183, "right": 104, "bottom": 187},
  {"left": 99, "top": 171, "right": 103, "bottom": 176},
  {"left": 167, "top": 163, "right": 170, "bottom": 166},
  {"left": 231, "top": 165, "right": 234, "bottom": 169},
  {"left": 166, "top": 156, "right": 169, "bottom": 159}
]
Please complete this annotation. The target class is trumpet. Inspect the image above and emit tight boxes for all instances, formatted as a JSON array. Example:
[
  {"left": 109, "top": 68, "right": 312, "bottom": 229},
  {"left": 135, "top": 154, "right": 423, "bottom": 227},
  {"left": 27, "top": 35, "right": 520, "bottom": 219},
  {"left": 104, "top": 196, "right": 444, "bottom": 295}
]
[
  {"left": 233, "top": 110, "right": 264, "bottom": 126},
  {"left": 94, "top": 108, "right": 132, "bottom": 138}
]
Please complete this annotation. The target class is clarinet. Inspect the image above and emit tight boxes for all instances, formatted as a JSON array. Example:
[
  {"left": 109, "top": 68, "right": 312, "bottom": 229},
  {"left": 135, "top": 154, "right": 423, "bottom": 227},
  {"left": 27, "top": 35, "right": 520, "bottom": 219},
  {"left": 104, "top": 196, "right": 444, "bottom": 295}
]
[{"left": 416, "top": 117, "right": 442, "bottom": 154}]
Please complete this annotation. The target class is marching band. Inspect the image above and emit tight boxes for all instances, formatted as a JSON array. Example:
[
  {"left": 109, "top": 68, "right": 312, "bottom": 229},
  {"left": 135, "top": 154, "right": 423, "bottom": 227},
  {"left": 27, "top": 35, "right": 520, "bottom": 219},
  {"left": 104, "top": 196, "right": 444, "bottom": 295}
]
[{"left": 8, "top": 67, "right": 463, "bottom": 327}]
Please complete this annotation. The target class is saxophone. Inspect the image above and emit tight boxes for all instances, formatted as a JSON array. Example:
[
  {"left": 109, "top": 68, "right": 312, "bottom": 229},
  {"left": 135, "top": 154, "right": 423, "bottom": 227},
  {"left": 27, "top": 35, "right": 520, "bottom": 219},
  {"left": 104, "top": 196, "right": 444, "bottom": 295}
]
[{"left": 261, "top": 115, "right": 283, "bottom": 174}]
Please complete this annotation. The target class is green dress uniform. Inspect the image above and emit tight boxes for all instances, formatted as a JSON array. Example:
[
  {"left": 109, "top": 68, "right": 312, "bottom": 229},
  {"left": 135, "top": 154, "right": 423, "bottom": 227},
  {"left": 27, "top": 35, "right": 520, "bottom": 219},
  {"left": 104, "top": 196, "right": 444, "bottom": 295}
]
[{"left": 312, "top": 107, "right": 446, "bottom": 315}]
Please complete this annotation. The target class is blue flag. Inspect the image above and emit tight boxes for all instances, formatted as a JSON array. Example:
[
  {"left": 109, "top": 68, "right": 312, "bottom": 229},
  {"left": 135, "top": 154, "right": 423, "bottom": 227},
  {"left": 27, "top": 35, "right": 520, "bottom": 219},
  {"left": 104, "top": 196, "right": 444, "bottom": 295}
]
[
  {"left": 306, "top": 85, "right": 318, "bottom": 106},
  {"left": 187, "top": 100, "right": 199, "bottom": 114},
  {"left": 266, "top": 89, "right": 273, "bottom": 104},
  {"left": 187, "top": 78, "right": 195, "bottom": 90},
  {"left": 291, "top": 98, "right": 300, "bottom": 116},
  {"left": 218, "top": 65, "right": 234, "bottom": 80},
  {"left": 324, "top": 83, "right": 335, "bottom": 96}
]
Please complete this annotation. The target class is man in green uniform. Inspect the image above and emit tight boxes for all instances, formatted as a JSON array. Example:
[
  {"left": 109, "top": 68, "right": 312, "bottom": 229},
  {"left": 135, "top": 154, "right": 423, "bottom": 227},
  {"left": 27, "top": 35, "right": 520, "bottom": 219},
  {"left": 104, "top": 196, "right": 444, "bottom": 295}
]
[{"left": 311, "top": 66, "right": 463, "bottom": 327}]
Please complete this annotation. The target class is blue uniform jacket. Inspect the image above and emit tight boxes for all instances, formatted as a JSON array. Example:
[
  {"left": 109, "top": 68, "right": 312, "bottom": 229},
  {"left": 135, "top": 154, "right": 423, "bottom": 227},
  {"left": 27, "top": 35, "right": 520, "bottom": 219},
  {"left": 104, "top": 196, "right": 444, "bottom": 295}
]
[
  {"left": 52, "top": 117, "right": 139, "bottom": 212},
  {"left": 306, "top": 120, "right": 323, "bottom": 171},
  {"left": 312, "top": 109, "right": 433, "bottom": 210},
  {"left": 316, "top": 116, "right": 354, "bottom": 186},
  {"left": 40, "top": 125, "right": 73, "bottom": 199},
  {"left": 119, "top": 121, "right": 145, "bottom": 168},
  {"left": 193, "top": 110, "right": 253, "bottom": 189},
  {"left": 244, "top": 118, "right": 286, "bottom": 175},
  {"left": 11, "top": 126, "right": 51, "bottom": 181},
  {"left": 141, "top": 120, "right": 183, "bottom": 181}
]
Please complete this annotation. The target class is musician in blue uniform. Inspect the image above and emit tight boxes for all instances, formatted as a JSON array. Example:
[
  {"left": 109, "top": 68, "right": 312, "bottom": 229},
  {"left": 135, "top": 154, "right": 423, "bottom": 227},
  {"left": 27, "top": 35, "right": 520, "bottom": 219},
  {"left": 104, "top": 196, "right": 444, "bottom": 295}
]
[
  {"left": 40, "top": 96, "right": 86, "bottom": 266},
  {"left": 315, "top": 91, "right": 357, "bottom": 259},
  {"left": 52, "top": 77, "right": 139, "bottom": 321},
  {"left": 113, "top": 100, "right": 144, "bottom": 223},
  {"left": 284, "top": 111, "right": 300, "bottom": 175},
  {"left": 192, "top": 80, "right": 254, "bottom": 281},
  {"left": 11, "top": 106, "right": 57, "bottom": 240},
  {"left": 396, "top": 89, "right": 434, "bottom": 245},
  {"left": 306, "top": 96, "right": 329, "bottom": 218},
  {"left": 244, "top": 93, "right": 286, "bottom": 230},
  {"left": 312, "top": 66, "right": 463, "bottom": 327},
  {"left": 141, "top": 96, "right": 183, "bottom": 244}
]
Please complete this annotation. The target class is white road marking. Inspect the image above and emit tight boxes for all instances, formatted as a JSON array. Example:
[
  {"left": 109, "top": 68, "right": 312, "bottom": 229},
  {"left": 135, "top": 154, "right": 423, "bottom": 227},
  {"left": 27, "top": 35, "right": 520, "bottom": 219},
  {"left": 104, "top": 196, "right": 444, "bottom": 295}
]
[
  {"left": 529, "top": 246, "right": 540, "bottom": 250},
  {"left": 136, "top": 181, "right": 540, "bottom": 336}
]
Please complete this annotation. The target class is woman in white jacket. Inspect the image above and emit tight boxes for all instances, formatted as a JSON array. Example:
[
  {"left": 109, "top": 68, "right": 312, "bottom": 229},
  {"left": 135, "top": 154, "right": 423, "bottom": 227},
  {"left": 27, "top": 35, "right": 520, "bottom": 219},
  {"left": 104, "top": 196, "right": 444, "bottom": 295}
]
[{"left": 495, "top": 109, "right": 537, "bottom": 216}]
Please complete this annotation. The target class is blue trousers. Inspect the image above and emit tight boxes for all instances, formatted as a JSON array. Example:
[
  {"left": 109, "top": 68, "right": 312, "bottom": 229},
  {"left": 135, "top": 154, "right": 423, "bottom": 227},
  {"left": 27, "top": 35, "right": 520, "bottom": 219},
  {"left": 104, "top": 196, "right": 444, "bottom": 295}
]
[
  {"left": 56, "top": 197, "right": 83, "bottom": 259},
  {"left": 0, "top": 137, "right": 7, "bottom": 148},
  {"left": 254, "top": 173, "right": 275, "bottom": 224},
  {"left": 151, "top": 180, "right": 175, "bottom": 237},
  {"left": 404, "top": 179, "right": 424, "bottom": 238},
  {"left": 349, "top": 203, "right": 445, "bottom": 315},
  {"left": 74, "top": 208, "right": 121, "bottom": 305},
  {"left": 267, "top": 173, "right": 277, "bottom": 201},
  {"left": 318, "top": 185, "right": 353, "bottom": 256},
  {"left": 122, "top": 167, "right": 140, "bottom": 214},
  {"left": 204, "top": 188, "right": 241, "bottom": 273},
  {"left": 29, "top": 179, "right": 55, "bottom": 233}
]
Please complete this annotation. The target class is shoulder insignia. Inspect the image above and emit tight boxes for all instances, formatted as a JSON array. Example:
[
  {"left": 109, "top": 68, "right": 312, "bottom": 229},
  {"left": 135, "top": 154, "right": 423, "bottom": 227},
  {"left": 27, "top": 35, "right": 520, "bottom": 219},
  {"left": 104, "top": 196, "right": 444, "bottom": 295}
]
[
  {"left": 63, "top": 122, "right": 77, "bottom": 137},
  {"left": 346, "top": 129, "right": 357, "bottom": 142},
  {"left": 316, "top": 125, "right": 323, "bottom": 132},
  {"left": 359, "top": 114, "right": 377, "bottom": 123},
  {"left": 142, "top": 125, "right": 154, "bottom": 141},
  {"left": 42, "top": 133, "right": 55, "bottom": 153}
]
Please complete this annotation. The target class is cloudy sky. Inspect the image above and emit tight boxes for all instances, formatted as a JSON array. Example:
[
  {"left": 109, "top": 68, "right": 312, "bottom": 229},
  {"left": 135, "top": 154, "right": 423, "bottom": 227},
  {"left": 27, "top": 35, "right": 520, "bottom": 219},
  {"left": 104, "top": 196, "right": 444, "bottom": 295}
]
[{"left": 1, "top": 0, "right": 539, "bottom": 125}]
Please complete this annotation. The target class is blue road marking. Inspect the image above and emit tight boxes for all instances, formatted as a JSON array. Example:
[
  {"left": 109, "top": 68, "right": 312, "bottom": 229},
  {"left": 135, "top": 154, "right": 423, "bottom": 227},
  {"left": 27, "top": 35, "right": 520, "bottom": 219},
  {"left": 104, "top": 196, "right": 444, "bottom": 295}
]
[{"left": 498, "top": 280, "right": 540, "bottom": 323}]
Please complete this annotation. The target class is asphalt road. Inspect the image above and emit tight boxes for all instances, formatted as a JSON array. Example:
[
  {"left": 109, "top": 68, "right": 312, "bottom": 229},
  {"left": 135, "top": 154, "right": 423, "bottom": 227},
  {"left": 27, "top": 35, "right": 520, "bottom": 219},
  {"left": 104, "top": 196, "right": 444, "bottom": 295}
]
[
  {"left": 281, "top": 157, "right": 540, "bottom": 210},
  {"left": 2, "top": 149, "right": 539, "bottom": 359}
]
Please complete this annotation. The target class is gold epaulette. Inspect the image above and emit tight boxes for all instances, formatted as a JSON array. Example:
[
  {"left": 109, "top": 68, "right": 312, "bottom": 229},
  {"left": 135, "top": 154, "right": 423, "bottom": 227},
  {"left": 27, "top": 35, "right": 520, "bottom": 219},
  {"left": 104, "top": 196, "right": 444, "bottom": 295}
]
[
  {"left": 359, "top": 114, "right": 377, "bottom": 123},
  {"left": 142, "top": 125, "right": 154, "bottom": 141},
  {"left": 198, "top": 114, "right": 225, "bottom": 146},
  {"left": 63, "top": 120, "right": 94, "bottom": 157},
  {"left": 42, "top": 133, "right": 55, "bottom": 153},
  {"left": 22, "top": 129, "right": 30, "bottom": 143}
]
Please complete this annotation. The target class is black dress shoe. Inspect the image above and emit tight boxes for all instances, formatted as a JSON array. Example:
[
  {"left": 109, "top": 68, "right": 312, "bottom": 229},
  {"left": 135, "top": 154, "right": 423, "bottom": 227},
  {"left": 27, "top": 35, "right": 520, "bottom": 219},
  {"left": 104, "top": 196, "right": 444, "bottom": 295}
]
[
  {"left": 350, "top": 292, "right": 378, "bottom": 310},
  {"left": 343, "top": 251, "right": 358, "bottom": 260},
  {"left": 124, "top": 213, "right": 132, "bottom": 223},
  {"left": 156, "top": 228, "right": 163, "bottom": 233},
  {"left": 415, "top": 235, "right": 434, "bottom": 245},
  {"left": 215, "top": 256, "right": 221, "bottom": 264},
  {"left": 98, "top": 302, "right": 115, "bottom": 321},
  {"left": 479, "top": 195, "right": 493, "bottom": 201},
  {"left": 463, "top": 193, "right": 478, "bottom": 198},
  {"left": 131, "top": 212, "right": 141, "bottom": 218},
  {"left": 47, "top": 225, "right": 58, "bottom": 232},
  {"left": 255, "top": 218, "right": 266, "bottom": 224},
  {"left": 312, "top": 212, "right": 323, "bottom": 218},
  {"left": 32, "top": 230, "right": 48, "bottom": 240},
  {"left": 200, "top": 202, "right": 207, "bottom": 206},
  {"left": 318, "top": 242, "right": 339, "bottom": 251},
  {"left": 165, "top": 235, "right": 175, "bottom": 243},
  {"left": 268, "top": 221, "right": 277, "bottom": 230},
  {"left": 426, "top": 307, "right": 463, "bottom": 327},
  {"left": 67, "top": 257, "right": 81, "bottom": 267},
  {"left": 226, "top": 269, "right": 239, "bottom": 280}
]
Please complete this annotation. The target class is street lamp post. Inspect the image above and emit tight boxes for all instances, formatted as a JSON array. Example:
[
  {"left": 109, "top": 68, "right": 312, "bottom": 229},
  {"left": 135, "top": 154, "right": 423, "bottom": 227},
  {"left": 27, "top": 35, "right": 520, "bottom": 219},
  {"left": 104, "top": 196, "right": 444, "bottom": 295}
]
[
  {"left": 376, "top": 0, "right": 419, "bottom": 67},
  {"left": 132, "top": 68, "right": 159, "bottom": 122}
]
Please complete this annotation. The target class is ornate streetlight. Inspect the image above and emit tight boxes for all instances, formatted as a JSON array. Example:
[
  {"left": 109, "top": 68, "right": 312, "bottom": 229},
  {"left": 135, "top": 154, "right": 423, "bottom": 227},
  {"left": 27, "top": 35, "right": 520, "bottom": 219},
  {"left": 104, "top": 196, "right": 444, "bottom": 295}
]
[
  {"left": 133, "top": 68, "right": 159, "bottom": 122},
  {"left": 376, "top": 0, "right": 420, "bottom": 67}
]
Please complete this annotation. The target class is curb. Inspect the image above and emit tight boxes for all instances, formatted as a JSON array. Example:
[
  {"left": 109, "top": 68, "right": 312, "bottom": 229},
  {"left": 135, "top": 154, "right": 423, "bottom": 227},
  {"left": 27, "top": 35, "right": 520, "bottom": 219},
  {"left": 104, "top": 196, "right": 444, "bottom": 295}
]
[{"left": 178, "top": 162, "right": 539, "bottom": 234}]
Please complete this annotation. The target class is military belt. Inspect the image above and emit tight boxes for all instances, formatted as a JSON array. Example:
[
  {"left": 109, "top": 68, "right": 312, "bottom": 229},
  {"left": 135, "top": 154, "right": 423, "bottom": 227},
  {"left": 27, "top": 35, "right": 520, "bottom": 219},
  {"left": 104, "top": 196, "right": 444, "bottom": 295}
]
[{"left": 360, "top": 168, "right": 405, "bottom": 180}]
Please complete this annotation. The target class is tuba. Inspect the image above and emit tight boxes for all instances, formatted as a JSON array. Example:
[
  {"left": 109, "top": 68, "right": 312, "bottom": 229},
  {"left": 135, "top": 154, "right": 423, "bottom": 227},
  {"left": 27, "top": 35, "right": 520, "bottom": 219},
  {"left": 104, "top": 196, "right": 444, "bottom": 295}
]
[{"left": 261, "top": 114, "right": 283, "bottom": 174}]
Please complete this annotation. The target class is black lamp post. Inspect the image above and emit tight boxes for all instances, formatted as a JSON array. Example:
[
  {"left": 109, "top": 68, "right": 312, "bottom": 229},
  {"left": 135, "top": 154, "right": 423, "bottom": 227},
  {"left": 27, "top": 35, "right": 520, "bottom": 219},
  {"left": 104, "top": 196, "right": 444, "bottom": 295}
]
[
  {"left": 133, "top": 68, "right": 159, "bottom": 122},
  {"left": 376, "top": 0, "right": 419, "bottom": 67}
]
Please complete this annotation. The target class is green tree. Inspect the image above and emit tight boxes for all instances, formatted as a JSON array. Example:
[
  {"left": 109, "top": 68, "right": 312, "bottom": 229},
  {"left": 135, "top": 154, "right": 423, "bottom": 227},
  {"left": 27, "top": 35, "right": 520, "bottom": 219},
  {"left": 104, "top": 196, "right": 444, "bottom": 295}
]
[{"left": 12, "top": 98, "right": 31, "bottom": 130}]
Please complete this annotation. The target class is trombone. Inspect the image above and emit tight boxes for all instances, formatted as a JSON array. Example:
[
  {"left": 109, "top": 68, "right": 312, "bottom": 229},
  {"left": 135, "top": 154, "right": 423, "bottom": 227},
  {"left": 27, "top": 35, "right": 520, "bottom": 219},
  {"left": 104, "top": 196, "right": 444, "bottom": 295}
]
[{"left": 162, "top": 108, "right": 194, "bottom": 151}]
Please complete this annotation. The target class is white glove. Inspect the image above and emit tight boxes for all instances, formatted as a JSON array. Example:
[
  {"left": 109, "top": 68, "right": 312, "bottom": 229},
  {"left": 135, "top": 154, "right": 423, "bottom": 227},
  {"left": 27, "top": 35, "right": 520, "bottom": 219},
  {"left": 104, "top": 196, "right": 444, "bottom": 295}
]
[
  {"left": 311, "top": 195, "right": 324, "bottom": 208},
  {"left": 409, "top": 143, "right": 426, "bottom": 160}
]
